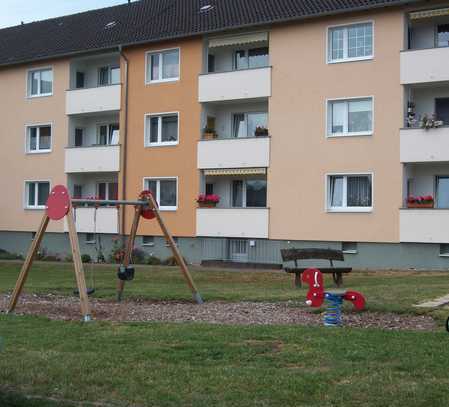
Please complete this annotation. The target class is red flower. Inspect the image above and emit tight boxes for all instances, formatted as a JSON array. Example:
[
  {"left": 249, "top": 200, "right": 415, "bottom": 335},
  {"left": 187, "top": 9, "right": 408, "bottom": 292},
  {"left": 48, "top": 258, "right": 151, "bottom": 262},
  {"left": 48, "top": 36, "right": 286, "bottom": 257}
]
[{"left": 196, "top": 194, "right": 220, "bottom": 204}]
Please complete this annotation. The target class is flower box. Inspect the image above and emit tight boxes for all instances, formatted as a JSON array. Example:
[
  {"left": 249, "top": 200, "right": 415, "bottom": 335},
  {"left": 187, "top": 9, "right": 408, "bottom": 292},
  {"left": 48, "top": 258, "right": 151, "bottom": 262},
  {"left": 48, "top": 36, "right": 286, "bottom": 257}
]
[
  {"left": 198, "top": 201, "right": 217, "bottom": 208},
  {"left": 407, "top": 202, "right": 434, "bottom": 209},
  {"left": 406, "top": 195, "right": 434, "bottom": 209}
]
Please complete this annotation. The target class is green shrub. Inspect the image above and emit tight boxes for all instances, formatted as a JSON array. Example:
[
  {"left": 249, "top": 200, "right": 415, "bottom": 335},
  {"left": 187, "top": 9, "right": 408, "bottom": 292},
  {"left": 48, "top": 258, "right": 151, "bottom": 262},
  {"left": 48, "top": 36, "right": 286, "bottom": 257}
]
[
  {"left": 147, "top": 255, "right": 162, "bottom": 265},
  {"left": 0, "top": 249, "right": 23, "bottom": 260},
  {"left": 131, "top": 248, "right": 147, "bottom": 265},
  {"left": 162, "top": 256, "right": 188, "bottom": 266},
  {"left": 81, "top": 254, "right": 92, "bottom": 263}
]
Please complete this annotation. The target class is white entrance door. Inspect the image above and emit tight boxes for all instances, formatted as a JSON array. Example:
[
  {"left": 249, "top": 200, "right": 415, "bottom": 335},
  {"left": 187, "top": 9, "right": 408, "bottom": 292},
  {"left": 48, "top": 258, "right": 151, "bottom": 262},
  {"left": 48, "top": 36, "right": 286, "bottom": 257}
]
[{"left": 230, "top": 239, "right": 249, "bottom": 262}]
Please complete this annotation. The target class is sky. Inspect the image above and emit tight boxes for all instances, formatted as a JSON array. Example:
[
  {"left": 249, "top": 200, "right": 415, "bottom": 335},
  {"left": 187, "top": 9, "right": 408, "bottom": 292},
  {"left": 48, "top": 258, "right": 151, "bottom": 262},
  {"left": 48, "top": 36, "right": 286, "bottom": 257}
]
[{"left": 0, "top": 0, "right": 132, "bottom": 29}]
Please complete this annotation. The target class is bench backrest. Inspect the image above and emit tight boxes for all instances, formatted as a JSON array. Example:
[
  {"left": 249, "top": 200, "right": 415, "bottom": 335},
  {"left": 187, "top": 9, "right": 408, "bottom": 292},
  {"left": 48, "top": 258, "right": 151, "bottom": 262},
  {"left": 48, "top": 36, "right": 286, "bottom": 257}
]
[{"left": 280, "top": 248, "right": 344, "bottom": 264}]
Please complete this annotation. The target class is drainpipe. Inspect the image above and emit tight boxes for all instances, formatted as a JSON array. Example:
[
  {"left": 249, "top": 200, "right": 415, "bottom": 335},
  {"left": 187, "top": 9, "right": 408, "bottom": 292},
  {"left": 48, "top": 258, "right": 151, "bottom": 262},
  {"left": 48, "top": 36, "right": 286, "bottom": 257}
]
[{"left": 119, "top": 45, "right": 129, "bottom": 241}]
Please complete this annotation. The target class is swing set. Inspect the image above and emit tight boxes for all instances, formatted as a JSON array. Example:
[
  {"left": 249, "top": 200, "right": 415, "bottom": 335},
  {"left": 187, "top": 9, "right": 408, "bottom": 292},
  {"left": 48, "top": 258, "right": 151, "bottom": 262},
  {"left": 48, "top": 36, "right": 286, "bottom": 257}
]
[{"left": 6, "top": 185, "right": 203, "bottom": 322}]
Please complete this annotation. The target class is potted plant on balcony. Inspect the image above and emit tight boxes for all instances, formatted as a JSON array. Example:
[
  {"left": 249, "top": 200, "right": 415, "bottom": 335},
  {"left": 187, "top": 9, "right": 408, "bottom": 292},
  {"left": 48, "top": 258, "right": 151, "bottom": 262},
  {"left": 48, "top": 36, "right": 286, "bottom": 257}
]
[
  {"left": 254, "top": 126, "right": 269, "bottom": 137},
  {"left": 407, "top": 195, "right": 434, "bottom": 209},
  {"left": 196, "top": 194, "right": 220, "bottom": 208},
  {"left": 203, "top": 126, "right": 218, "bottom": 140},
  {"left": 420, "top": 114, "right": 443, "bottom": 130}
]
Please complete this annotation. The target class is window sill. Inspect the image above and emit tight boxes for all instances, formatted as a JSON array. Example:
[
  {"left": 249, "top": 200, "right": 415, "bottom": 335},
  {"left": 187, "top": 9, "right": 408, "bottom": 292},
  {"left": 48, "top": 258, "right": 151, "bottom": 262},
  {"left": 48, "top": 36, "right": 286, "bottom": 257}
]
[
  {"left": 146, "top": 78, "right": 179, "bottom": 85},
  {"left": 327, "top": 132, "right": 373, "bottom": 138},
  {"left": 327, "top": 207, "right": 373, "bottom": 213},
  {"left": 26, "top": 150, "right": 52, "bottom": 155},
  {"left": 327, "top": 56, "right": 373, "bottom": 64},
  {"left": 25, "top": 206, "right": 46, "bottom": 210},
  {"left": 159, "top": 207, "right": 177, "bottom": 212},
  {"left": 145, "top": 142, "right": 179, "bottom": 148},
  {"left": 86, "top": 241, "right": 96, "bottom": 245},
  {"left": 142, "top": 243, "right": 155, "bottom": 247},
  {"left": 342, "top": 250, "right": 358, "bottom": 254},
  {"left": 27, "top": 93, "right": 53, "bottom": 99}
]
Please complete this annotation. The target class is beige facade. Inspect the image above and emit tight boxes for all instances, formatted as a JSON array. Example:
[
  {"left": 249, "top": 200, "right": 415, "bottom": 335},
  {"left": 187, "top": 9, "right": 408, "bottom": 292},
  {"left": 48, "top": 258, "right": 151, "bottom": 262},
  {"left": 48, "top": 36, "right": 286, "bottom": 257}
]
[
  {"left": 268, "top": 9, "right": 405, "bottom": 243},
  {"left": 0, "top": 60, "right": 69, "bottom": 233}
]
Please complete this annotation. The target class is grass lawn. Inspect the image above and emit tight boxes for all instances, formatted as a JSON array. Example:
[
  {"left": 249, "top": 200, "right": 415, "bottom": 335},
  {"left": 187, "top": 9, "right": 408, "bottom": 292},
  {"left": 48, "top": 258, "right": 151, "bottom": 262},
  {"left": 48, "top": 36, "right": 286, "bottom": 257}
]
[{"left": 1, "top": 261, "right": 449, "bottom": 406}]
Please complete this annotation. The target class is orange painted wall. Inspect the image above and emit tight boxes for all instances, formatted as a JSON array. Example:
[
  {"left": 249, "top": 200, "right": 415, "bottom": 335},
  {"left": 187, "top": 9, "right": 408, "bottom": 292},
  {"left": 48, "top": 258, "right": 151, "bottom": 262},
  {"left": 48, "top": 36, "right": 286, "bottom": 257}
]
[
  {"left": 0, "top": 60, "right": 69, "bottom": 233},
  {"left": 268, "top": 9, "right": 405, "bottom": 243},
  {"left": 122, "top": 38, "right": 202, "bottom": 237}
]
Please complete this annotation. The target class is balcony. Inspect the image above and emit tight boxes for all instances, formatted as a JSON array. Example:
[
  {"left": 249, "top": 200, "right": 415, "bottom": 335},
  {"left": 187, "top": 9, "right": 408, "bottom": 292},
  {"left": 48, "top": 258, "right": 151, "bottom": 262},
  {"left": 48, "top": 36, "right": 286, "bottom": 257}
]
[
  {"left": 196, "top": 208, "right": 269, "bottom": 238},
  {"left": 400, "top": 209, "right": 449, "bottom": 243},
  {"left": 65, "top": 145, "right": 120, "bottom": 173},
  {"left": 64, "top": 207, "right": 119, "bottom": 234},
  {"left": 198, "top": 137, "right": 270, "bottom": 169},
  {"left": 400, "top": 127, "right": 449, "bottom": 162},
  {"left": 198, "top": 67, "right": 271, "bottom": 102},
  {"left": 66, "top": 84, "right": 121, "bottom": 115},
  {"left": 401, "top": 48, "right": 449, "bottom": 85}
]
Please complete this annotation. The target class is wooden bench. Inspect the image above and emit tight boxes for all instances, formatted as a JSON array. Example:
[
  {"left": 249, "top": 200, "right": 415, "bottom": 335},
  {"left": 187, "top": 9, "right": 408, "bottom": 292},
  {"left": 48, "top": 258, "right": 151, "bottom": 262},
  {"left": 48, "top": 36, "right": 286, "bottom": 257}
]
[{"left": 280, "top": 248, "right": 352, "bottom": 288}]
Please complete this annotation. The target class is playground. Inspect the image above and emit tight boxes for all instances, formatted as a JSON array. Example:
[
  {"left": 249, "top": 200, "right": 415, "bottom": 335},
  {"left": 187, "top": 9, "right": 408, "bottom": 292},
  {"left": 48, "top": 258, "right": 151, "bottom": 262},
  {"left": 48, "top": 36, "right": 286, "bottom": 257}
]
[
  {"left": 1, "top": 186, "right": 449, "bottom": 406},
  {"left": 1, "top": 263, "right": 449, "bottom": 406}
]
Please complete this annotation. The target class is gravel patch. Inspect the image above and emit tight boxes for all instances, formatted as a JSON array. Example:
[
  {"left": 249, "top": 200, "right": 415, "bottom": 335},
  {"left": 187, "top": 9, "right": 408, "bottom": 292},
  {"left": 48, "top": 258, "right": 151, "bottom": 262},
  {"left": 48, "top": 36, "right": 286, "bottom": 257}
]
[{"left": 0, "top": 294, "right": 437, "bottom": 331}]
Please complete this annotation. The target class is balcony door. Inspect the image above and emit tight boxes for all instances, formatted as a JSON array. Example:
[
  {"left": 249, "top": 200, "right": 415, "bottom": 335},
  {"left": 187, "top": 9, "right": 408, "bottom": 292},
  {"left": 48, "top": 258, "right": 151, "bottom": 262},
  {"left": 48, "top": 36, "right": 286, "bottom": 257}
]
[
  {"left": 435, "top": 98, "right": 449, "bottom": 125},
  {"left": 436, "top": 176, "right": 449, "bottom": 208}
]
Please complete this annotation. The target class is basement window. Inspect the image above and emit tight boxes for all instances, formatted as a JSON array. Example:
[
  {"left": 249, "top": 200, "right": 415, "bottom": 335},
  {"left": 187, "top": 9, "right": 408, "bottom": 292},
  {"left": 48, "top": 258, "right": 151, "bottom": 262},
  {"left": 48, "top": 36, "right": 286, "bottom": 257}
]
[
  {"left": 439, "top": 244, "right": 449, "bottom": 257},
  {"left": 86, "top": 233, "right": 96, "bottom": 244},
  {"left": 342, "top": 242, "right": 358, "bottom": 254},
  {"left": 142, "top": 236, "right": 155, "bottom": 247}
]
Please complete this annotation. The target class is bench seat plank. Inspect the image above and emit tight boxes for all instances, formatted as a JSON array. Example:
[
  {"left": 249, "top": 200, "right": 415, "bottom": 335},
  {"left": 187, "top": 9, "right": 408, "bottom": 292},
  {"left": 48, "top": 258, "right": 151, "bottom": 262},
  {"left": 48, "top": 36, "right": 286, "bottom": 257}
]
[{"left": 284, "top": 267, "right": 352, "bottom": 274}]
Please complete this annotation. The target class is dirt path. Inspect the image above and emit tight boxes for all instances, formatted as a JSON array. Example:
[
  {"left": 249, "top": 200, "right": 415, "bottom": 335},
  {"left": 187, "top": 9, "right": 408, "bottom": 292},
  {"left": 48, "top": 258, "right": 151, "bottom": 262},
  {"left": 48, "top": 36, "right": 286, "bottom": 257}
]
[{"left": 0, "top": 294, "right": 437, "bottom": 331}]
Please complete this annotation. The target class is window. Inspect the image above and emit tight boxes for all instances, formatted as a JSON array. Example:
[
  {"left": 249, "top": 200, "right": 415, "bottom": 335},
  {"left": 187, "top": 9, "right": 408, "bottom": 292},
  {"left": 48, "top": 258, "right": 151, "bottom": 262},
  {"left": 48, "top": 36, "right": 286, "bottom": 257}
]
[
  {"left": 230, "top": 239, "right": 249, "bottom": 262},
  {"left": 85, "top": 233, "right": 96, "bottom": 244},
  {"left": 145, "top": 113, "right": 179, "bottom": 146},
  {"left": 328, "top": 23, "right": 373, "bottom": 63},
  {"left": 28, "top": 68, "right": 53, "bottom": 97},
  {"left": 73, "top": 185, "right": 83, "bottom": 199},
  {"left": 232, "top": 179, "right": 267, "bottom": 208},
  {"left": 327, "top": 98, "right": 373, "bottom": 137},
  {"left": 97, "top": 124, "right": 119, "bottom": 145},
  {"left": 25, "top": 181, "right": 50, "bottom": 209},
  {"left": 232, "top": 112, "right": 268, "bottom": 138},
  {"left": 76, "top": 71, "right": 85, "bottom": 89},
  {"left": 144, "top": 178, "right": 177, "bottom": 210},
  {"left": 97, "top": 182, "right": 118, "bottom": 201},
  {"left": 437, "top": 24, "right": 449, "bottom": 48},
  {"left": 439, "top": 244, "right": 449, "bottom": 257},
  {"left": 26, "top": 125, "right": 51, "bottom": 153},
  {"left": 146, "top": 49, "right": 180, "bottom": 83},
  {"left": 342, "top": 242, "right": 358, "bottom": 254},
  {"left": 234, "top": 47, "right": 269, "bottom": 70},
  {"left": 165, "top": 236, "right": 178, "bottom": 247},
  {"left": 98, "top": 66, "right": 120, "bottom": 86},
  {"left": 328, "top": 174, "right": 372, "bottom": 212},
  {"left": 436, "top": 176, "right": 449, "bottom": 208},
  {"left": 74, "top": 128, "right": 84, "bottom": 147},
  {"left": 205, "top": 183, "right": 214, "bottom": 195},
  {"left": 142, "top": 236, "right": 155, "bottom": 246}
]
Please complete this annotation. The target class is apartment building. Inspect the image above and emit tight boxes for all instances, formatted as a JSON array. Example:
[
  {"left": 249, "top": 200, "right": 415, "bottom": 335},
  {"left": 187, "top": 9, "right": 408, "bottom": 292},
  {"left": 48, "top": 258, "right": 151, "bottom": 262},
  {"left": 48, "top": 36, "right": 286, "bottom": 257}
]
[{"left": 1, "top": 0, "right": 449, "bottom": 269}]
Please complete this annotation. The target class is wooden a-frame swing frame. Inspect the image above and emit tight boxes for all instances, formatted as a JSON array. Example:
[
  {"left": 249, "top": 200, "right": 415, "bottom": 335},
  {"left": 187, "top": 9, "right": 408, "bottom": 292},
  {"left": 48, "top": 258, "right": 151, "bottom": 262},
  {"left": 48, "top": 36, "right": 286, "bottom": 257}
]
[{"left": 6, "top": 188, "right": 203, "bottom": 322}]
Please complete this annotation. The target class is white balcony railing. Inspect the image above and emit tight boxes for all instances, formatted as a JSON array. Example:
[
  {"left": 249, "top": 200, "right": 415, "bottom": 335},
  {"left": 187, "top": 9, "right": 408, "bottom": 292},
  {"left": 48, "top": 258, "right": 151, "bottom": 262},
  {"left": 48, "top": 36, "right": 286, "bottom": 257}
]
[
  {"left": 196, "top": 208, "right": 269, "bottom": 238},
  {"left": 400, "top": 127, "right": 449, "bottom": 162},
  {"left": 400, "top": 209, "right": 449, "bottom": 243},
  {"left": 198, "top": 67, "right": 271, "bottom": 102},
  {"left": 66, "top": 84, "right": 121, "bottom": 115},
  {"left": 197, "top": 136, "right": 270, "bottom": 169},
  {"left": 401, "top": 47, "right": 449, "bottom": 84},
  {"left": 64, "top": 207, "right": 119, "bottom": 234},
  {"left": 65, "top": 145, "right": 120, "bottom": 173}
]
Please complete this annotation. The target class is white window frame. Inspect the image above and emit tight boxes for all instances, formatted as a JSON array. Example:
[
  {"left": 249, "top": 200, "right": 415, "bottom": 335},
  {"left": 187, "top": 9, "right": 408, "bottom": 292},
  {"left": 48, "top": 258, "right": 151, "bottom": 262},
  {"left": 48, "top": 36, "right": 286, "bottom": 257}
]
[
  {"left": 231, "top": 179, "right": 267, "bottom": 208},
  {"left": 326, "top": 96, "right": 374, "bottom": 138},
  {"left": 24, "top": 180, "right": 51, "bottom": 210},
  {"left": 144, "top": 112, "right": 179, "bottom": 147},
  {"left": 327, "top": 21, "right": 374, "bottom": 64},
  {"left": 27, "top": 67, "right": 53, "bottom": 98},
  {"left": 97, "top": 65, "right": 121, "bottom": 86},
  {"left": 142, "top": 236, "right": 155, "bottom": 247},
  {"left": 326, "top": 172, "right": 374, "bottom": 213},
  {"left": 143, "top": 177, "right": 178, "bottom": 211},
  {"left": 25, "top": 123, "right": 53, "bottom": 154},
  {"left": 145, "top": 47, "right": 181, "bottom": 84},
  {"left": 96, "top": 181, "right": 118, "bottom": 201},
  {"left": 96, "top": 123, "right": 119, "bottom": 146}
]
